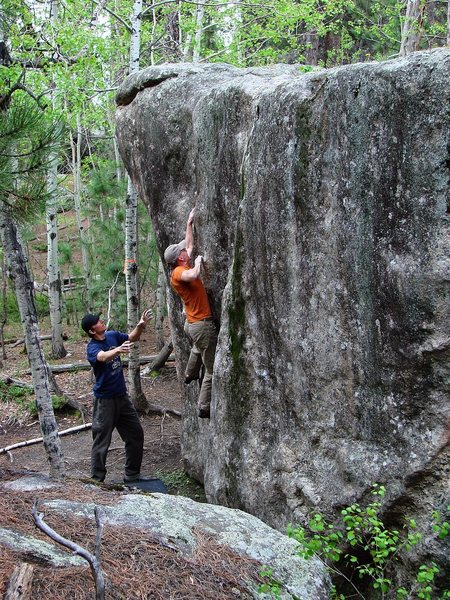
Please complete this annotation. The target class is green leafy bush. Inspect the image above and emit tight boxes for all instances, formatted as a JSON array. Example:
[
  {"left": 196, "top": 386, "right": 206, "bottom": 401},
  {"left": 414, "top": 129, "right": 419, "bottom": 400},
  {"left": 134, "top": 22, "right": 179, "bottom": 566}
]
[
  {"left": 283, "top": 485, "right": 450, "bottom": 599},
  {"left": 0, "top": 381, "right": 71, "bottom": 416}
]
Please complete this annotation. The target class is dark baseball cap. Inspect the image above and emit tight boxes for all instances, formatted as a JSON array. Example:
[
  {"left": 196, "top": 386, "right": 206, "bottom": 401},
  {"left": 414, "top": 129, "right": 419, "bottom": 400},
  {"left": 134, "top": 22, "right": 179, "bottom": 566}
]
[{"left": 81, "top": 313, "right": 101, "bottom": 333}]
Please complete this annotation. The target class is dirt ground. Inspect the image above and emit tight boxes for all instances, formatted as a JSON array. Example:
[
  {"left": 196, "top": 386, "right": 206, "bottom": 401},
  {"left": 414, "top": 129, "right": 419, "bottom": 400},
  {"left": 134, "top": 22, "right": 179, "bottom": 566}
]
[{"left": 0, "top": 324, "right": 202, "bottom": 497}]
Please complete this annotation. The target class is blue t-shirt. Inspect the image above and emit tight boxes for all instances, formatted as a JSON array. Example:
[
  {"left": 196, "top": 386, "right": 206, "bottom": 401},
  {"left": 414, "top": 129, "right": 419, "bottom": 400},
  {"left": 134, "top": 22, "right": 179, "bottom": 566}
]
[{"left": 87, "top": 331, "right": 129, "bottom": 398}]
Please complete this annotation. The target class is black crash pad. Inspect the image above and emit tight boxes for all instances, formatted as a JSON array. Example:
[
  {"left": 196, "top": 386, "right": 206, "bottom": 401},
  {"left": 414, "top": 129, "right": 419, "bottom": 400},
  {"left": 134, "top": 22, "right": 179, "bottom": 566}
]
[{"left": 121, "top": 478, "right": 168, "bottom": 493}]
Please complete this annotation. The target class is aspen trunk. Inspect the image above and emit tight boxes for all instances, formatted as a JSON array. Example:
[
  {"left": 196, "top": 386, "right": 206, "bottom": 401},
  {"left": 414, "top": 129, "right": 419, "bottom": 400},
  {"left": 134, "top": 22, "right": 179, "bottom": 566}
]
[
  {"left": 125, "top": 0, "right": 147, "bottom": 412},
  {"left": 47, "top": 155, "right": 67, "bottom": 358},
  {"left": 193, "top": 1, "right": 205, "bottom": 61},
  {"left": 125, "top": 178, "right": 147, "bottom": 411},
  {"left": 0, "top": 207, "right": 65, "bottom": 478},
  {"left": 71, "top": 116, "right": 91, "bottom": 305},
  {"left": 399, "top": 0, "right": 426, "bottom": 56},
  {"left": 45, "top": 0, "right": 66, "bottom": 358},
  {"left": 448, "top": 0, "right": 450, "bottom": 48},
  {"left": 0, "top": 249, "right": 7, "bottom": 362}
]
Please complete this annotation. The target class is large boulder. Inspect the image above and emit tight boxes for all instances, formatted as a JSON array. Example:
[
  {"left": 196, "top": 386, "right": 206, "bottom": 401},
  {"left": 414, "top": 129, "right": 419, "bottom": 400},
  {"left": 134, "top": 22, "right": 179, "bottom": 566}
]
[{"left": 115, "top": 50, "right": 449, "bottom": 576}]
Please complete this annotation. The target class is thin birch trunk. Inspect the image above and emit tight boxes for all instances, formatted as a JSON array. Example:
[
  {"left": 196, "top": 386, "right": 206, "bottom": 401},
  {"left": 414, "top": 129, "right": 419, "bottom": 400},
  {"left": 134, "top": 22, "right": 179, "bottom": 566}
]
[
  {"left": 448, "top": 0, "right": 450, "bottom": 47},
  {"left": 193, "top": 2, "right": 205, "bottom": 61},
  {"left": 0, "top": 249, "right": 6, "bottom": 362},
  {"left": 71, "top": 117, "right": 91, "bottom": 306},
  {"left": 125, "top": 180, "right": 146, "bottom": 410},
  {"left": 399, "top": 0, "right": 425, "bottom": 56},
  {"left": 125, "top": 0, "right": 147, "bottom": 411},
  {"left": 46, "top": 3, "right": 67, "bottom": 358},
  {"left": 220, "top": 0, "right": 242, "bottom": 61},
  {"left": 46, "top": 156, "right": 67, "bottom": 358},
  {"left": 0, "top": 206, "right": 65, "bottom": 478},
  {"left": 155, "top": 259, "right": 166, "bottom": 351}
]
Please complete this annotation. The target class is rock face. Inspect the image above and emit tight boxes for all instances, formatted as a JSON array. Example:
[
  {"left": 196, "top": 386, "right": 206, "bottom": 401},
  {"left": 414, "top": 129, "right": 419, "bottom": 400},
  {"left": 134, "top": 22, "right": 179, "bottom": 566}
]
[{"left": 116, "top": 50, "right": 449, "bottom": 573}]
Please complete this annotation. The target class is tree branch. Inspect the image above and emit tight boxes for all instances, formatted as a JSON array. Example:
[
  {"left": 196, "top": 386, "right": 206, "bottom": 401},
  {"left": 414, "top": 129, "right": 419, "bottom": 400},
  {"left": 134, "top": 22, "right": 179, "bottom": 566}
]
[
  {"left": 32, "top": 500, "right": 106, "bottom": 600},
  {"left": 89, "top": 0, "right": 132, "bottom": 32},
  {"left": 141, "top": 0, "right": 279, "bottom": 19}
]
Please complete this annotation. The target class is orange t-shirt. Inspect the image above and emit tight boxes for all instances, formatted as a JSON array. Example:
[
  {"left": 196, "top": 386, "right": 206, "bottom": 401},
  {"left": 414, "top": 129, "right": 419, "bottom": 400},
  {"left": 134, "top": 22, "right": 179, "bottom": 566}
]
[{"left": 171, "top": 266, "right": 212, "bottom": 323}]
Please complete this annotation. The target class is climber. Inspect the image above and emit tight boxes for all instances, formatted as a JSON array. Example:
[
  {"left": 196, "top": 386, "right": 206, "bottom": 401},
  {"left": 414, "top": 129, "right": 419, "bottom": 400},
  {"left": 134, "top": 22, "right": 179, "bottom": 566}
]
[{"left": 164, "top": 208, "right": 217, "bottom": 419}]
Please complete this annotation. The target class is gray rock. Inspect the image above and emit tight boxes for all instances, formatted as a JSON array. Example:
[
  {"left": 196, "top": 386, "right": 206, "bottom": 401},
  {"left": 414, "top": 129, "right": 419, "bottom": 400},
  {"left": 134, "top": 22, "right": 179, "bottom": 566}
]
[
  {"left": 44, "top": 493, "right": 330, "bottom": 598},
  {"left": 0, "top": 527, "right": 85, "bottom": 567},
  {"left": 115, "top": 50, "right": 450, "bottom": 580},
  {"left": 2, "top": 474, "right": 61, "bottom": 491}
]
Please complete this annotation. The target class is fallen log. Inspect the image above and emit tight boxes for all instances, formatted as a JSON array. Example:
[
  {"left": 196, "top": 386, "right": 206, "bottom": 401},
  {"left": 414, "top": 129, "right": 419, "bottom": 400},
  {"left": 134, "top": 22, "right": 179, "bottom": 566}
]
[
  {"left": 6, "top": 333, "right": 68, "bottom": 348},
  {"left": 0, "top": 404, "right": 182, "bottom": 455},
  {"left": 146, "top": 402, "right": 181, "bottom": 419},
  {"left": 0, "top": 376, "right": 33, "bottom": 389},
  {"left": 32, "top": 354, "right": 175, "bottom": 374},
  {"left": 0, "top": 423, "right": 93, "bottom": 455},
  {"left": 4, "top": 562, "right": 34, "bottom": 600},
  {"left": 142, "top": 340, "right": 174, "bottom": 375}
]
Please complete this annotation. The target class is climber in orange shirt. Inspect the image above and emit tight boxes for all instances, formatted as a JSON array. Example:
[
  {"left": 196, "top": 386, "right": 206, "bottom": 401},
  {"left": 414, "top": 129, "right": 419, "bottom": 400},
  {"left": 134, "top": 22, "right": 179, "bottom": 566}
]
[{"left": 164, "top": 208, "right": 217, "bottom": 419}]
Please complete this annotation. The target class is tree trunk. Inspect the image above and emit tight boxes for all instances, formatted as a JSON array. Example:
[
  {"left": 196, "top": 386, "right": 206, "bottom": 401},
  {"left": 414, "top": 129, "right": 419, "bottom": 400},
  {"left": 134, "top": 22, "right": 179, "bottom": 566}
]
[
  {"left": 217, "top": 0, "right": 242, "bottom": 62},
  {"left": 4, "top": 563, "right": 34, "bottom": 600},
  {"left": 193, "top": 1, "right": 205, "bottom": 61},
  {"left": 71, "top": 116, "right": 91, "bottom": 306},
  {"left": 0, "top": 206, "right": 65, "bottom": 478},
  {"left": 141, "top": 339, "right": 173, "bottom": 374},
  {"left": 399, "top": 0, "right": 426, "bottom": 56},
  {"left": 47, "top": 153, "right": 67, "bottom": 358},
  {"left": 155, "top": 258, "right": 166, "bottom": 351},
  {"left": 448, "top": 0, "right": 450, "bottom": 48},
  {"left": 125, "top": 180, "right": 147, "bottom": 411},
  {"left": 0, "top": 249, "right": 7, "bottom": 362},
  {"left": 125, "top": 0, "right": 147, "bottom": 412},
  {"left": 45, "top": 0, "right": 65, "bottom": 358}
]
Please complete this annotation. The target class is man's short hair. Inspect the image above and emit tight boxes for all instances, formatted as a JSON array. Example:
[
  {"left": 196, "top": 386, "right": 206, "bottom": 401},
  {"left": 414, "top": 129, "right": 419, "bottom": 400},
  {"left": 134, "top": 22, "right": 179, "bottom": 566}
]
[
  {"left": 81, "top": 313, "right": 101, "bottom": 334},
  {"left": 164, "top": 240, "right": 186, "bottom": 265}
]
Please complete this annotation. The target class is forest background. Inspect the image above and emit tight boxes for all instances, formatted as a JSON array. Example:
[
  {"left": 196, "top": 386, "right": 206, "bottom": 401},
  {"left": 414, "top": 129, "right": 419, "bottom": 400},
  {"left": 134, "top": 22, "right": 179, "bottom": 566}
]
[{"left": 0, "top": 0, "right": 449, "bottom": 475}]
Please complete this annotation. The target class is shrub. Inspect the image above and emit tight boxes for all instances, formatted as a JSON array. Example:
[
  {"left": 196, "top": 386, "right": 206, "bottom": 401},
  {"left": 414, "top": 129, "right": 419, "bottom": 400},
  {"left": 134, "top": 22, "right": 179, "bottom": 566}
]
[{"left": 283, "top": 485, "right": 450, "bottom": 599}]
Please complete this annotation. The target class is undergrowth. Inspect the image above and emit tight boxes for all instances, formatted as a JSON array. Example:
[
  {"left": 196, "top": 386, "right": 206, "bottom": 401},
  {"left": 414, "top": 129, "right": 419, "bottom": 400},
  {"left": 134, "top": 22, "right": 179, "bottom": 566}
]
[{"left": 260, "top": 484, "right": 450, "bottom": 599}]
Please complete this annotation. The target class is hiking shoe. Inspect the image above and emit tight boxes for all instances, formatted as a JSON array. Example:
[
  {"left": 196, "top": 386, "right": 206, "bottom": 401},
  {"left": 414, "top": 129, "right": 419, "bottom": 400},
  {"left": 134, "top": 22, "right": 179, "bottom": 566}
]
[{"left": 198, "top": 408, "right": 210, "bottom": 419}]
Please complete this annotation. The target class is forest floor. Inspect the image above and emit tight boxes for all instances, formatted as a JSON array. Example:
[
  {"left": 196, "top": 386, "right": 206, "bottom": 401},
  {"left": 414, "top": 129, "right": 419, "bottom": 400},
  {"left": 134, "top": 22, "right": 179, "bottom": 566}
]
[{"left": 0, "top": 325, "right": 252, "bottom": 599}]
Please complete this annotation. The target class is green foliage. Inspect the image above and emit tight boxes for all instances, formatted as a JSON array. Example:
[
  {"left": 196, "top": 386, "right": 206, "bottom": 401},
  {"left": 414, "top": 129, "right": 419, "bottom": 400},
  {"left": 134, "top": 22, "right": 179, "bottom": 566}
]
[
  {"left": 31, "top": 242, "right": 47, "bottom": 252},
  {"left": 0, "top": 290, "right": 20, "bottom": 322},
  {"left": 34, "top": 292, "right": 49, "bottom": 318},
  {"left": 288, "top": 485, "right": 450, "bottom": 599},
  {"left": 154, "top": 468, "right": 206, "bottom": 501},
  {"left": 25, "top": 395, "right": 71, "bottom": 417},
  {"left": 0, "top": 381, "right": 33, "bottom": 402},
  {"left": 0, "top": 381, "right": 72, "bottom": 416},
  {"left": 2, "top": 0, "right": 448, "bottom": 336},
  {"left": 432, "top": 506, "right": 450, "bottom": 540},
  {"left": 0, "top": 95, "right": 65, "bottom": 221},
  {"left": 258, "top": 565, "right": 283, "bottom": 599},
  {"left": 87, "top": 160, "right": 126, "bottom": 200}
]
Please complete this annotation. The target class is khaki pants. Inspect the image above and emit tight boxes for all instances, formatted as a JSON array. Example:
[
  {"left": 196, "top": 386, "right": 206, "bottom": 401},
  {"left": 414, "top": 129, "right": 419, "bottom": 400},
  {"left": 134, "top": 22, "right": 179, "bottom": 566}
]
[
  {"left": 187, "top": 319, "right": 217, "bottom": 412},
  {"left": 184, "top": 320, "right": 202, "bottom": 380}
]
